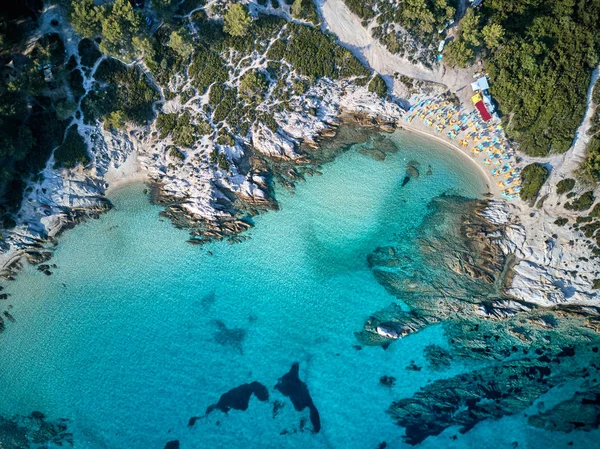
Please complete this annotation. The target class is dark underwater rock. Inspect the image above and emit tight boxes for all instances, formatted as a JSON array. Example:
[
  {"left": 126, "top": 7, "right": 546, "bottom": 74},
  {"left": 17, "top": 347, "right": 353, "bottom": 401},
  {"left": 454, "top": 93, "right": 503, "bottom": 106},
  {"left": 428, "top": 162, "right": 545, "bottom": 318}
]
[
  {"left": 528, "top": 382, "right": 600, "bottom": 432},
  {"left": 205, "top": 381, "right": 269, "bottom": 416},
  {"left": 275, "top": 363, "right": 321, "bottom": 433},
  {"left": 0, "top": 412, "right": 72, "bottom": 449},
  {"left": 423, "top": 344, "right": 453, "bottom": 370},
  {"left": 201, "top": 291, "right": 216, "bottom": 310},
  {"left": 358, "top": 146, "right": 386, "bottom": 161},
  {"left": 164, "top": 441, "right": 180, "bottom": 449},
  {"left": 380, "top": 376, "right": 396, "bottom": 387},
  {"left": 212, "top": 319, "right": 246, "bottom": 354}
]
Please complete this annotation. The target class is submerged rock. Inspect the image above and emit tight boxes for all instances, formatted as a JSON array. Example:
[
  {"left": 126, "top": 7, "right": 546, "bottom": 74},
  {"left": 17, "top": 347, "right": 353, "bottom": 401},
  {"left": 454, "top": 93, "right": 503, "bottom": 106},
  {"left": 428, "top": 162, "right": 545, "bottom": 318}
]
[
  {"left": 164, "top": 441, "right": 180, "bottom": 449},
  {"left": 212, "top": 319, "right": 246, "bottom": 354},
  {"left": 528, "top": 382, "right": 600, "bottom": 432},
  {"left": 423, "top": 344, "right": 453, "bottom": 371},
  {"left": 380, "top": 376, "right": 396, "bottom": 387},
  {"left": 204, "top": 381, "right": 269, "bottom": 417},
  {"left": 275, "top": 363, "right": 321, "bottom": 433},
  {"left": 388, "top": 350, "right": 593, "bottom": 445},
  {"left": 0, "top": 412, "right": 72, "bottom": 448}
]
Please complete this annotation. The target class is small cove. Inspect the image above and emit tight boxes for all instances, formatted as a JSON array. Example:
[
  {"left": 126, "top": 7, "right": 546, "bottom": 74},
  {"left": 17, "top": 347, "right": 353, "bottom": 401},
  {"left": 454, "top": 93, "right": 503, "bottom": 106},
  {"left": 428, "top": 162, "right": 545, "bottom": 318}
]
[{"left": 1, "top": 129, "right": 598, "bottom": 449}]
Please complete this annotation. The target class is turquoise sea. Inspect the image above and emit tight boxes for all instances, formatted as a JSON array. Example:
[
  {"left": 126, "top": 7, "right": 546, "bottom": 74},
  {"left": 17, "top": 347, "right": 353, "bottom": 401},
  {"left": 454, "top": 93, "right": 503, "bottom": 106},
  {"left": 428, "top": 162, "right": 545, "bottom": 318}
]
[{"left": 0, "top": 130, "right": 598, "bottom": 448}]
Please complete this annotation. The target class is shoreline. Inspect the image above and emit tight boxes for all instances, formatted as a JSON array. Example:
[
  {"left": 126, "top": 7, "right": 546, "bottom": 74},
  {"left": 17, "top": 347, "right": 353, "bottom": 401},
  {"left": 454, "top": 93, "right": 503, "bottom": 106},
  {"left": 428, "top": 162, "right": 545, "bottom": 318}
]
[
  {"left": 104, "top": 150, "right": 150, "bottom": 195},
  {"left": 399, "top": 122, "right": 495, "bottom": 197}
]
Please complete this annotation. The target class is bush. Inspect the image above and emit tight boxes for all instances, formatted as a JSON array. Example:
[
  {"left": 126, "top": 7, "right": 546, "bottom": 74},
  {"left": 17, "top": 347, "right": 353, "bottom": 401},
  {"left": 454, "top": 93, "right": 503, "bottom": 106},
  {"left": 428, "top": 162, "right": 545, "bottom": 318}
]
[
  {"left": 239, "top": 70, "right": 269, "bottom": 101},
  {"left": 291, "top": 0, "right": 319, "bottom": 25},
  {"left": 368, "top": 74, "right": 388, "bottom": 97},
  {"left": 78, "top": 38, "right": 102, "bottom": 67},
  {"left": 54, "top": 125, "right": 90, "bottom": 169},
  {"left": 556, "top": 178, "right": 575, "bottom": 195},
  {"left": 565, "top": 191, "right": 595, "bottom": 211},
  {"left": 88, "top": 58, "right": 159, "bottom": 126},
  {"left": 156, "top": 113, "right": 178, "bottom": 138},
  {"left": 67, "top": 68, "right": 86, "bottom": 101},
  {"left": 267, "top": 39, "right": 286, "bottom": 61},
  {"left": 189, "top": 45, "right": 228, "bottom": 93},
  {"left": 591, "top": 203, "right": 600, "bottom": 218},
  {"left": 168, "top": 146, "right": 185, "bottom": 161},
  {"left": 482, "top": 0, "right": 600, "bottom": 156},
  {"left": 223, "top": 3, "right": 251, "bottom": 37},
  {"left": 283, "top": 24, "right": 368, "bottom": 79},
  {"left": 519, "top": 163, "right": 549, "bottom": 203}
]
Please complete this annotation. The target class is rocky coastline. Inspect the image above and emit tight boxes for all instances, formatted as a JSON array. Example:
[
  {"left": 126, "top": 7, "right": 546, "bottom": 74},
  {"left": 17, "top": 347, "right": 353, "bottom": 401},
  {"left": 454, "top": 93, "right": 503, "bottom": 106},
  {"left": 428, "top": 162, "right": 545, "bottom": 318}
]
[{"left": 0, "top": 83, "right": 402, "bottom": 276}]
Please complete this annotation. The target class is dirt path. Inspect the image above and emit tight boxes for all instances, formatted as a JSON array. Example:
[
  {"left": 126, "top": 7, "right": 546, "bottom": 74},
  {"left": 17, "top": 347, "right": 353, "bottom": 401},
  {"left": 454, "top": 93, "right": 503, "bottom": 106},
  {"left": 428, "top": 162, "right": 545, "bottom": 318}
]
[{"left": 316, "top": 0, "right": 475, "bottom": 100}]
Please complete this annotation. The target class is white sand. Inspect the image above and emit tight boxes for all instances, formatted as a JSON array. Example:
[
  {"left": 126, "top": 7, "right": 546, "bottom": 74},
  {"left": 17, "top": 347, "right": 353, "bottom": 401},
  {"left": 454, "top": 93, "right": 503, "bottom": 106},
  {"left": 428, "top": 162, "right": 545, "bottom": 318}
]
[{"left": 104, "top": 150, "right": 149, "bottom": 194}]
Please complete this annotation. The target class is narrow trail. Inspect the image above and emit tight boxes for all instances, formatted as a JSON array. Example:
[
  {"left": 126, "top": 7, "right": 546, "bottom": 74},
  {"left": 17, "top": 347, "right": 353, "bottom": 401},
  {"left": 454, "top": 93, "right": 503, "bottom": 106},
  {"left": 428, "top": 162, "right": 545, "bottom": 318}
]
[{"left": 316, "top": 0, "right": 476, "bottom": 98}]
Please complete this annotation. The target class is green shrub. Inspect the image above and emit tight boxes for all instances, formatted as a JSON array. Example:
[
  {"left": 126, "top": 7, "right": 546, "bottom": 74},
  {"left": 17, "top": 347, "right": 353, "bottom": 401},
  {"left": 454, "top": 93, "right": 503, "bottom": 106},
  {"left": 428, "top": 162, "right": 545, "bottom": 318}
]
[
  {"left": 189, "top": 45, "right": 228, "bottom": 93},
  {"left": 212, "top": 88, "right": 237, "bottom": 123},
  {"left": 565, "top": 191, "right": 596, "bottom": 211},
  {"left": 291, "top": 0, "right": 319, "bottom": 25},
  {"left": 239, "top": 70, "right": 269, "bottom": 101},
  {"left": 88, "top": 58, "right": 159, "bottom": 126},
  {"left": 267, "top": 39, "right": 286, "bottom": 61},
  {"left": 519, "top": 163, "right": 549, "bottom": 203},
  {"left": 591, "top": 203, "right": 600, "bottom": 218},
  {"left": 78, "top": 38, "right": 102, "bottom": 67},
  {"left": 223, "top": 3, "right": 251, "bottom": 37},
  {"left": 168, "top": 146, "right": 185, "bottom": 161},
  {"left": 368, "top": 74, "right": 388, "bottom": 97},
  {"left": 482, "top": 0, "right": 600, "bottom": 156},
  {"left": 283, "top": 24, "right": 368, "bottom": 79},
  {"left": 556, "top": 178, "right": 575, "bottom": 195},
  {"left": 54, "top": 125, "right": 90, "bottom": 169},
  {"left": 156, "top": 113, "right": 178, "bottom": 138},
  {"left": 554, "top": 218, "right": 568, "bottom": 226},
  {"left": 67, "top": 68, "right": 86, "bottom": 101}
]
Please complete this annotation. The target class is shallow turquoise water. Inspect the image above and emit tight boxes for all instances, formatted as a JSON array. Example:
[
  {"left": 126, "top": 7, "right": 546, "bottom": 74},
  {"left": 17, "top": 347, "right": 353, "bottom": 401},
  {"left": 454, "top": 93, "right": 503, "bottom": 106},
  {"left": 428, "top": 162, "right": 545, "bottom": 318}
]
[{"left": 0, "top": 131, "right": 597, "bottom": 448}]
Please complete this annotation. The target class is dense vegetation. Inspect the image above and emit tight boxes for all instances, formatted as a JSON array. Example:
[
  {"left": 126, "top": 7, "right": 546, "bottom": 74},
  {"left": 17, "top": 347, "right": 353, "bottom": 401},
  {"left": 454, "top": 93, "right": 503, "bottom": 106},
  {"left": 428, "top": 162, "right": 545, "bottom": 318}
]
[
  {"left": 82, "top": 58, "right": 159, "bottom": 128},
  {"left": 0, "top": 0, "right": 376, "bottom": 227},
  {"left": 54, "top": 125, "right": 90, "bottom": 169},
  {"left": 565, "top": 191, "right": 596, "bottom": 211},
  {"left": 0, "top": 1, "right": 73, "bottom": 227},
  {"left": 70, "top": 0, "right": 142, "bottom": 57},
  {"left": 445, "top": 0, "right": 600, "bottom": 157},
  {"left": 581, "top": 82, "right": 600, "bottom": 183},
  {"left": 519, "top": 163, "right": 549, "bottom": 203},
  {"left": 283, "top": 24, "right": 369, "bottom": 80},
  {"left": 290, "top": 0, "right": 319, "bottom": 25}
]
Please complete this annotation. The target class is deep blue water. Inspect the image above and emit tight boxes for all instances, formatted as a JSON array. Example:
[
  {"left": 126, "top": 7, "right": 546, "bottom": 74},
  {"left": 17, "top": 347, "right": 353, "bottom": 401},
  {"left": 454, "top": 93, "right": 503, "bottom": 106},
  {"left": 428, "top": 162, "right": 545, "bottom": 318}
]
[{"left": 0, "top": 130, "right": 597, "bottom": 448}]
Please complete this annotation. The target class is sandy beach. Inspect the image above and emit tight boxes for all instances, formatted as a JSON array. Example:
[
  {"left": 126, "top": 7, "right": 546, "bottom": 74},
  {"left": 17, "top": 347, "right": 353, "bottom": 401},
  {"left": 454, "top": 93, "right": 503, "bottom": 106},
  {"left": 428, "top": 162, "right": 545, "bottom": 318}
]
[{"left": 104, "top": 149, "right": 149, "bottom": 194}]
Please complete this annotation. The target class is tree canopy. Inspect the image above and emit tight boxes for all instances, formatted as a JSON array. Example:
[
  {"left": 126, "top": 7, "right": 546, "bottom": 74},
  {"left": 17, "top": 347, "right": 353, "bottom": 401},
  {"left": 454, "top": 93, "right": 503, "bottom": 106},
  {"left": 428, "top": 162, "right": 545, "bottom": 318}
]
[
  {"left": 223, "top": 4, "right": 252, "bottom": 37},
  {"left": 444, "top": 0, "right": 600, "bottom": 156}
]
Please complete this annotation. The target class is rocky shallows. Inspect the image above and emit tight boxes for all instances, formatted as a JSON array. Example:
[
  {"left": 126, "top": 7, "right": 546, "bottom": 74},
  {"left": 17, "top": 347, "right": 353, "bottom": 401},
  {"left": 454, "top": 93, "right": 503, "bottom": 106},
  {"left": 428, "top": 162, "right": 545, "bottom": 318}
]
[
  {"left": 0, "top": 411, "right": 73, "bottom": 449},
  {"left": 354, "top": 194, "right": 600, "bottom": 444}
]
